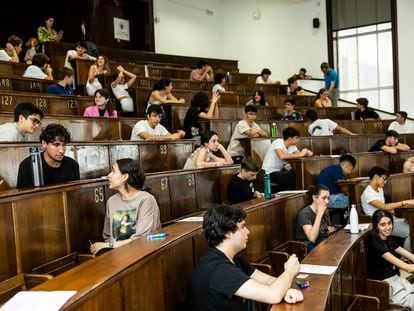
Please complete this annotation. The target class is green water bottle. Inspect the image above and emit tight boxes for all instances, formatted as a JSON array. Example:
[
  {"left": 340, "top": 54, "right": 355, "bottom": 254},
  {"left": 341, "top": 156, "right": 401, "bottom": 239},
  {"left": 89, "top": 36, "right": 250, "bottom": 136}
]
[
  {"left": 263, "top": 174, "right": 271, "bottom": 200},
  {"left": 271, "top": 122, "right": 278, "bottom": 137}
]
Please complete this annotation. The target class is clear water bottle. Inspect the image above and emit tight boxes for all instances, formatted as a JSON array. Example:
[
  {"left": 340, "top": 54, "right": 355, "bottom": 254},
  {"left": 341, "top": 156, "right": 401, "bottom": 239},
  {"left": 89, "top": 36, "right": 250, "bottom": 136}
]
[
  {"left": 144, "top": 64, "right": 149, "bottom": 78},
  {"left": 226, "top": 71, "right": 233, "bottom": 84},
  {"left": 350, "top": 204, "right": 359, "bottom": 234},
  {"left": 30, "top": 146, "right": 44, "bottom": 187},
  {"left": 271, "top": 122, "right": 278, "bottom": 137},
  {"left": 263, "top": 174, "right": 271, "bottom": 200}
]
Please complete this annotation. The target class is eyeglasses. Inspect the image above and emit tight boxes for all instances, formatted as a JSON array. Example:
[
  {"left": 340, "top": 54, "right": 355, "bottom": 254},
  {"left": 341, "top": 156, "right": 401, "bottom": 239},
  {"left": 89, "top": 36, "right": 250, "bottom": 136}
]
[
  {"left": 380, "top": 175, "right": 388, "bottom": 181},
  {"left": 28, "top": 117, "right": 41, "bottom": 126}
]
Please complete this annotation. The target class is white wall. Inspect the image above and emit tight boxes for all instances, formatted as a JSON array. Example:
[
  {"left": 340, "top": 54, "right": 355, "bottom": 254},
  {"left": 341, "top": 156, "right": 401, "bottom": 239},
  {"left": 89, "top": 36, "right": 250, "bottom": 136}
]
[
  {"left": 220, "top": 0, "right": 328, "bottom": 82},
  {"left": 397, "top": 0, "right": 414, "bottom": 117},
  {"left": 153, "top": 0, "right": 223, "bottom": 59},
  {"left": 154, "top": 0, "right": 328, "bottom": 81}
]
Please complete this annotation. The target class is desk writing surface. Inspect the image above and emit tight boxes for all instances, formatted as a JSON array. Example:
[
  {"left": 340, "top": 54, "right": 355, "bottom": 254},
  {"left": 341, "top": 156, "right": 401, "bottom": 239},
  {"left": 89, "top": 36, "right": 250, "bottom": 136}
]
[{"left": 270, "top": 228, "right": 371, "bottom": 311}]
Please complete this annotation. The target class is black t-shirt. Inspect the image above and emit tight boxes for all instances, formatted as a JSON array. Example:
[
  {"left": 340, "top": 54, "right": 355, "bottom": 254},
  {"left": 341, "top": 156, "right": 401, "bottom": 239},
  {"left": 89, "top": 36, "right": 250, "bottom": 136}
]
[
  {"left": 295, "top": 206, "right": 331, "bottom": 242},
  {"left": 185, "top": 247, "right": 255, "bottom": 311},
  {"left": 227, "top": 175, "right": 255, "bottom": 204},
  {"left": 368, "top": 139, "right": 386, "bottom": 152},
  {"left": 355, "top": 109, "right": 379, "bottom": 120},
  {"left": 184, "top": 107, "right": 202, "bottom": 139},
  {"left": 367, "top": 232, "right": 399, "bottom": 280},
  {"left": 16, "top": 152, "right": 80, "bottom": 188},
  {"left": 290, "top": 86, "right": 303, "bottom": 95}
]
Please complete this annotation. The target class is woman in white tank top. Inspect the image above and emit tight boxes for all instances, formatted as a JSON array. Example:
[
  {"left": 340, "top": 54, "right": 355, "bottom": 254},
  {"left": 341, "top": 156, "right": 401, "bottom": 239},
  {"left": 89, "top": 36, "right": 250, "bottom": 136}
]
[
  {"left": 111, "top": 65, "right": 137, "bottom": 113},
  {"left": 86, "top": 55, "right": 110, "bottom": 96}
]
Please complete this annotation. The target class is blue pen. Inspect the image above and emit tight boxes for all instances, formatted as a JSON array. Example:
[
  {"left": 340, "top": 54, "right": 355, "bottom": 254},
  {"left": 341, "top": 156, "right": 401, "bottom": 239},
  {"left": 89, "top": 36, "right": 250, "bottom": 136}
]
[{"left": 147, "top": 233, "right": 169, "bottom": 240}]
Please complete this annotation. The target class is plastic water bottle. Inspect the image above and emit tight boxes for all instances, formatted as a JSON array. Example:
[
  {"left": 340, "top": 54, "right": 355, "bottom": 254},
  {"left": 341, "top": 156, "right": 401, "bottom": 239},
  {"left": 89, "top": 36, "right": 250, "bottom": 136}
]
[
  {"left": 350, "top": 204, "right": 359, "bottom": 234},
  {"left": 30, "top": 146, "right": 44, "bottom": 187},
  {"left": 226, "top": 71, "right": 233, "bottom": 84},
  {"left": 263, "top": 174, "right": 271, "bottom": 200},
  {"left": 271, "top": 122, "right": 278, "bottom": 137},
  {"left": 144, "top": 65, "right": 149, "bottom": 78}
]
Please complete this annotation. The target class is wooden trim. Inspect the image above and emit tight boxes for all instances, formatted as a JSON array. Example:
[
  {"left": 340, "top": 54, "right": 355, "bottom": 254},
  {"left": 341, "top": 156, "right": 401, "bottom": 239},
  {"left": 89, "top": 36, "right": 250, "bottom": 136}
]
[{"left": 391, "top": 0, "right": 400, "bottom": 113}]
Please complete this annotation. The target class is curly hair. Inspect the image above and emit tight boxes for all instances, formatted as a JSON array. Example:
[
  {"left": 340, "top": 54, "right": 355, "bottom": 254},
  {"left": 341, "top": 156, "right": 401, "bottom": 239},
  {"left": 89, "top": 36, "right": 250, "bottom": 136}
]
[{"left": 203, "top": 205, "right": 247, "bottom": 247}]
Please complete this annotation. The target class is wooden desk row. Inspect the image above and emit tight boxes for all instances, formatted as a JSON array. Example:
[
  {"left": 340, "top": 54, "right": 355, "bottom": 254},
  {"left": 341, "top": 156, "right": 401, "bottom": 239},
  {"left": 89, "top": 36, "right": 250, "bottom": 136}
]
[
  {"left": 0, "top": 114, "right": 141, "bottom": 142},
  {"left": 210, "top": 119, "right": 393, "bottom": 148},
  {"left": 26, "top": 192, "right": 306, "bottom": 310},
  {"left": 0, "top": 165, "right": 239, "bottom": 291},
  {"left": 0, "top": 140, "right": 195, "bottom": 188},
  {"left": 242, "top": 133, "right": 412, "bottom": 163}
]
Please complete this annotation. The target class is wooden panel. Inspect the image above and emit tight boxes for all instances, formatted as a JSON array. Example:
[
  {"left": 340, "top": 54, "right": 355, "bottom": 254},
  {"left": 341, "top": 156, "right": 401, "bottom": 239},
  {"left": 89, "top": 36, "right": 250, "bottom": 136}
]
[
  {"left": 0, "top": 202, "right": 17, "bottom": 281},
  {"left": 145, "top": 176, "right": 171, "bottom": 224},
  {"left": 264, "top": 200, "right": 285, "bottom": 250},
  {"left": 74, "top": 281, "right": 123, "bottom": 311},
  {"left": 167, "top": 142, "right": 193, "bottom": 170},
  {"left": 195, "top": 169, "right": 221, "bottom": 210},
  {"left": 139, "top": 144, "right": 167, "bottom": 173},
  {"left": 123, "top": 256, "right": 165, "bottom": 311},
  {"left": 169, "top": 173, "right": 197, "bottom": 219},
  {"left": 108, "top": 144, "right": 140, "bottom": 166},
  {"left": 0, "top": 146, "right": 29, "bottom": 188},
  {"left": 210, "top": 120, "right": 233, "bottom": 147},
  {"left": 161, "top": 238, "right": 194, "bottom": 310},
  {"left": 66, "top": 186, "right": 107, "bottom": 253},
  {"left": 192, "top": 231, "right": 208, "bottom": 264},
  {"left": 75, "top": 145, "right": 110, "bottom": 179},
  {"left": 14, "top": 192, "right": 67, "bottom": 272},
  {"left": 245, "top": 208, "right": 266, "bottom": 262}
]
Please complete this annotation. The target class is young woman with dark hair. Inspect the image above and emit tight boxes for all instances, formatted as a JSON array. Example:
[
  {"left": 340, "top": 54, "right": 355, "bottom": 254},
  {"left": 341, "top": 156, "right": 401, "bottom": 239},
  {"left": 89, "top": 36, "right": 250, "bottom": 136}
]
[{"left": 90, "top": 158, "right": 161, "bottom": 255}]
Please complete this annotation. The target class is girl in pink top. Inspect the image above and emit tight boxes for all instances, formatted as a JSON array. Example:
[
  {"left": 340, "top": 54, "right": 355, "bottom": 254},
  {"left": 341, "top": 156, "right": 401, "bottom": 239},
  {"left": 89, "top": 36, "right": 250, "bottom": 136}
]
[{"left": 84, "top": 89, "right": 118, "bottom": 118}]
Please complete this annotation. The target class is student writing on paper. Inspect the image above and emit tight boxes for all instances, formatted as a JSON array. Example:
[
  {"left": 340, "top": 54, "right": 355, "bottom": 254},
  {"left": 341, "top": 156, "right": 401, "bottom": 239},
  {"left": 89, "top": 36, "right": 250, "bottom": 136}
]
[{"left": 295, "top": 184, "right": 335, "bottom": 252}]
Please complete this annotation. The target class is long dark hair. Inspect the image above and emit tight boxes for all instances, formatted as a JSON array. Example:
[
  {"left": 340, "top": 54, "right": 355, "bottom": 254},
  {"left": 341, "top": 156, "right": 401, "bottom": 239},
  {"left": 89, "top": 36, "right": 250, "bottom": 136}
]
[
  {"left": 253, "top": 90, "right": 266, "bottom": 106},
  {"left": 372, "top": 209, "right": 393, "bottom": 234},
  {"left": 94, "top": 89, "right": 114, "bottom": 116},
  {"left": 146, "top": 78, "right": 172, "bottom": 104}
]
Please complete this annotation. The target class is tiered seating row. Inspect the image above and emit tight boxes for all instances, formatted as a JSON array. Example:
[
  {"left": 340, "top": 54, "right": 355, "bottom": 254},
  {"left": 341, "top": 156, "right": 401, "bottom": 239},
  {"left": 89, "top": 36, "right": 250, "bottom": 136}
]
[{"left": 0, "top": 140, "right": 194, "bottom": 188}]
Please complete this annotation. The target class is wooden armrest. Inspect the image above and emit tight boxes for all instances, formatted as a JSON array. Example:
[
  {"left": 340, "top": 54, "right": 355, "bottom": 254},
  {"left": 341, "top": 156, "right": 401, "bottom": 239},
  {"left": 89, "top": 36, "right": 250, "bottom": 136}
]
[
  {"left": 250, "top": 263, "right": 272, "bottom": 275},
  {"left": 272, "top": 240, "right": 307, "bottom": 262},
  {"left": 24, "top": 273, "right": 53, "bottom": 289},
  {"left": 347, "top": 294, "right": 379, "bottom": 311},
  {"left": 361, "top": 279, "right": 390, "bottom": 309},
  {"left": 78, "top": 254, "right": 94, "bottom": 264},
  {"left": 268, "top": 251, "right": 289, "bottom": 277}
]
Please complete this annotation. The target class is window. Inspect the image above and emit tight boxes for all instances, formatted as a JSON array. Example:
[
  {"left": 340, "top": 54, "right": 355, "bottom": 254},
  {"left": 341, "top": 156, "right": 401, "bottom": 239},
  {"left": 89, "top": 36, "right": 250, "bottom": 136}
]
[{"left": 333, "top": 23, "right": 393, "bottom": 110}]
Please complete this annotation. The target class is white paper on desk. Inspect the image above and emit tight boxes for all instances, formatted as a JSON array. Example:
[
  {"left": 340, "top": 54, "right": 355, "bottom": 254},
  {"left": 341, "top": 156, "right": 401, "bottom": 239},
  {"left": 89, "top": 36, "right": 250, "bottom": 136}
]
[
  {"left": 276, "top": 190, "right": 308, "bottom": 194},
  {"left": 1, "top": 291, "right": 76, "bottom": 311},
  {"left": 299, "top": 264, "right": 337, "bottom": 275},
  {"left": 177, "top": 216, "right": 203, "bottom": 222},
  {"left": 344, "top": 223, "right": 370, "bottom": 231}
]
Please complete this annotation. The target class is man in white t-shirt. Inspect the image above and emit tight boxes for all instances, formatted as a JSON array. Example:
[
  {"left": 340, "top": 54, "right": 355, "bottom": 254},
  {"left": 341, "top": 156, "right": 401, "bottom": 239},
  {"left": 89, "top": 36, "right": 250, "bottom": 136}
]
[
  {"left": 256, "top": 68, "right": 275, "bottom": 84},
  {"left": 262, "top": 127, "right": 313, "bottom": 191},
  {"left": 131, "top": 105, "right": 185, "bottom": 141},
  {"left": 388, "top": 111, "right": 414, "bottom": 134},
  {"left": 23, "top": 53, "right": 53, "bottom": 80},
  {"left": 0, "top": 35, "right": 23, "bottom": 63},
  {"left": 227, "top": 105, "right": 268, "bottom": 163},
  {"left": 361, "top": 166, "right": 414, "bottom": 251},
  {"left": 305, "top": 109, "right": 355, "bottom": 136},
  {"left": 0, "top": 102, "right": 44, "bottom": 141}
]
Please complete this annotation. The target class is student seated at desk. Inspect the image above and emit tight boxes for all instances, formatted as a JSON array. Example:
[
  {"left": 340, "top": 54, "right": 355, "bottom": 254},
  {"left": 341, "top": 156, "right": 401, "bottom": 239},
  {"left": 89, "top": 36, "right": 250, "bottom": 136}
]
[
  {"left": 16, "top": 124, "right": 80, "bottom": 188},
  {"left": 305, "top": 109, "right": 355, "bottom": 136},
  {"left": 368, "top": 130, "right": 410, "bottom": 154},
  {"left": 317, "top": 154, "right": 356, "bottom": 210},
  {"left": 245, "top": 90, "right": 268, "bottom": 106},
  {"left": 111, "top": 65, "right": 137, "bottom": 113},
  {"left": 281, "top": 99, "right": 303, "bottom": 121},
  {"left": 183, "top": 130, "right": 233, "bottom": 169},
  {"left": 361, "top": 166, "right": 414, "bottom": 251},
  {"left": 295, "top": 184, "right": 335, "bottom": 252},
  {"left": 90, "top": 158, "right": 161, "bottom": 256},
  {"left": 0, "top": 35, "right": 22, "bottom": 63},
  {"left": 185, "top": 205, "right": 303, "bottom": 310},
  {"left": 367, "top": 209, "right": 414, "bottom": 309},
  {"left": 130, "top": 104, "right": 185, "bottom": 141},
  {"left": 211, "top": 73, "right": 227, "bottom": 95},
  {"left": 190, "top": 59, "right": 213, "bottom": 82},
  {"left": 86, "top": 55, "right": 110, "bottom": 96},
  {"left": 0, "top": 102, "right": 44, "bottom": 142},
  {"left": 46, "top": 67, "right": 74, "bottom": 95},
  {"left": 262, "top": 127, "right": 313, "bottom": 192},
  {"left": 23, "top": 53, "right": 53, "bottom": 80},
  {"left": 227, "top": 156, "right": 263, "bottom": 204},
  {"left": 83, "top": 89, "right": 117, "bottom": 118},
  {"left": 227, "top": 105, "right": 268, "bottom": 163}
]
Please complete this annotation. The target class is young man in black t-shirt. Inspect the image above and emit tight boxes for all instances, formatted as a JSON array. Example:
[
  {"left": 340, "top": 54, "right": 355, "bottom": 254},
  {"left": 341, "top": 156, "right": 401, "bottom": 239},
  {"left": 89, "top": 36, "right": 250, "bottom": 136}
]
[
  {"left": 368, "top": 130, "right": 410, "bottom": 154},
  {"left": 17, "top": 123, "right": 80, "bottom": 188},
  {"left": 185, "top": 205, "right": 303, "bottom": 310},
  {"left": 354, "top": 97, "right": 380, "bottom": 120},
  {"left": 227, "top": 156, "right": 263, "bottom": 204}
]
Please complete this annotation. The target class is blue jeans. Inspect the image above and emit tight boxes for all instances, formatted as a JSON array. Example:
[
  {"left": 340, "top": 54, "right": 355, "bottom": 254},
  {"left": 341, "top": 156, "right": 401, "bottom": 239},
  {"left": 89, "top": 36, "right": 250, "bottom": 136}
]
[{"left": 328, "top": 193, "right": 349, "bottom": 209}]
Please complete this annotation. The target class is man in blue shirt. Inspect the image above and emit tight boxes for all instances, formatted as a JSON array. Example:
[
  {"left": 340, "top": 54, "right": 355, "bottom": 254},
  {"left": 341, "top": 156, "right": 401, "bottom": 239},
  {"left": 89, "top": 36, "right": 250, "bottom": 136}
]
[
  {"left": 46, "top": 67, "right": 74, "bottom": 96},
  {"left": 317, "top": 154, "right": 356, "bottom": 210},
  {"left": 320, "top": 62, "right": 339, "bottom": 107}
]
